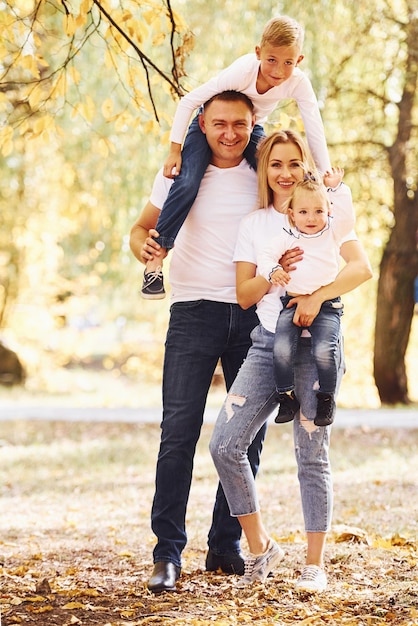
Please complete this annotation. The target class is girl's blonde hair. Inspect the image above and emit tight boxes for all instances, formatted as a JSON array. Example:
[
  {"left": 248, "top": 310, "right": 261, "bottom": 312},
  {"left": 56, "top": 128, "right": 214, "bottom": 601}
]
[
  {"left": 260, "top": 16, "right": 304, "bottom": 50},
  {"left": 285, "top": 177, "right": 330, "bottom": 227},
  {"left": 256, "top": 130, "right": 318, "bottom": 209}
]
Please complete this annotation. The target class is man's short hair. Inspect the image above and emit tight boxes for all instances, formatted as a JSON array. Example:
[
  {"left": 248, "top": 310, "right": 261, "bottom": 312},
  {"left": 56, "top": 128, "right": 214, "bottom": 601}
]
[{"left": 202, "top": 90, "right": 254, "bottom": 115}]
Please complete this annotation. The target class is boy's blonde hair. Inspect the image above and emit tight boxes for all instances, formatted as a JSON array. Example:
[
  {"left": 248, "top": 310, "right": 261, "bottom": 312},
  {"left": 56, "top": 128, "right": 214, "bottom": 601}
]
[
  {"left": 260, "top": 16, "right": 304, "bottom": 50},
  {"left": 256, "top": 130, "right": 317, "bottom": 209}
]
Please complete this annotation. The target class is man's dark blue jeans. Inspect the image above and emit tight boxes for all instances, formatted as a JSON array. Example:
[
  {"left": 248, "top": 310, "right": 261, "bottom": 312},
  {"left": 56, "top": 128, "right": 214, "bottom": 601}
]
[{"left": 151, "top": 299, "right": 267, "bottom": 568}]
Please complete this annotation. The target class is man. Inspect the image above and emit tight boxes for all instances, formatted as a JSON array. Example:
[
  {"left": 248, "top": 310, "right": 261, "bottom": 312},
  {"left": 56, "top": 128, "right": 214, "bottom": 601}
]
[{"left": 130, "top": 91, "right": 267, "bottom": 593}]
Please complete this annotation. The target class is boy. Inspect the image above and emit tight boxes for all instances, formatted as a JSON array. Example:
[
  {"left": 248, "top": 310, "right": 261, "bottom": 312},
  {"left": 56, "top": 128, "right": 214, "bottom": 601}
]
[{"left": 141, "top": 15, "right": 331, "bottom": 299}]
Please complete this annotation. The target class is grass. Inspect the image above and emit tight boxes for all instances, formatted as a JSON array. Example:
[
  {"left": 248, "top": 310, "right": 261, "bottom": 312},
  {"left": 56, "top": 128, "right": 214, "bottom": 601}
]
[{"left": 0, "top": 419, "right": 417, "bottom": 625}]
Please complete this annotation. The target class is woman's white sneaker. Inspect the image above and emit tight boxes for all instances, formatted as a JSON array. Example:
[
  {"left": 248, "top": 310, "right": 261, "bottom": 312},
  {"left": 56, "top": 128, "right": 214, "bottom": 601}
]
[
  {"left": 295, "top": 565, "right": 327, "bottom": 592},
  {"left": 237, "top": 540, "right": 284, "bottom": 585}
]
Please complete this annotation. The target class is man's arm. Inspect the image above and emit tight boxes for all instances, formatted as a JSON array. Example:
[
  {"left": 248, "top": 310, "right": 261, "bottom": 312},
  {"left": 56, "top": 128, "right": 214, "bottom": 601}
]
[{"left": 129, "top": 201, "right": 163, "bottom": 265}]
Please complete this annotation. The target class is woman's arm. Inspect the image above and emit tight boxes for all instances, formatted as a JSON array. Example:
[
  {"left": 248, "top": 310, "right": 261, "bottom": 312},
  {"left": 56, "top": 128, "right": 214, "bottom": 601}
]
[
  {"left": 236, "top": 261, "right": 270, "bottom": 310},
  {"left": 289, "top": 239, "right": 373, "bottom": 327}
]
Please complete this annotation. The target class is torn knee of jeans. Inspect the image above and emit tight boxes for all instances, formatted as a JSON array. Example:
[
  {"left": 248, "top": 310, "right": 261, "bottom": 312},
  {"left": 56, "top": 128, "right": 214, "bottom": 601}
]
[{"left": 225, "top": 393, "right": 247, "bottom": 422}]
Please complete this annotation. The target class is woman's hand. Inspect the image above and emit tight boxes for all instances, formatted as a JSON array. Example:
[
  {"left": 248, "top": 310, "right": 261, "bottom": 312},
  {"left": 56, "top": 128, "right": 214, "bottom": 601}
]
[
  {"left": 279, "top": 246, "right": 304, "bottom": 272},
  {"left": 287, "top": 292, "right": 323, "bottom": 327}
]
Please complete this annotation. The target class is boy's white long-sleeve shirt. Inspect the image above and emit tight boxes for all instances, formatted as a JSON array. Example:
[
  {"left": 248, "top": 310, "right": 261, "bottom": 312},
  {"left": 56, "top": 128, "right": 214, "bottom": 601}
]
[
  {"left": 170, "top": 53, "right": 331, "bottom": 172},
  {"left": 258, "top": 183, "right": 355, "bottom": 296}
]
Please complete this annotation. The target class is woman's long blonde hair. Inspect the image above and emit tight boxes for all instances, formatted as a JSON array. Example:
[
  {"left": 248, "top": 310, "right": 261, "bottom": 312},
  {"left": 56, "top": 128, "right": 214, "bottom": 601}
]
[{"left": 256, "top": 130, "right": 318, "bottom": 209}]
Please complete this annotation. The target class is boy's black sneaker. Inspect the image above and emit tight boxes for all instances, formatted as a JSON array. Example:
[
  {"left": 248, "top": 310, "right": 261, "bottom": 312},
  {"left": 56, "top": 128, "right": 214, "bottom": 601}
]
[
  {"left": 141, "top": 267, "right": 165, "bottom": 300},
  {"left": 275, "top": 391, "right": 300, "bottom": 423},
  {"left": 314, "top": 392, "right": 336, "bottom": 426}
]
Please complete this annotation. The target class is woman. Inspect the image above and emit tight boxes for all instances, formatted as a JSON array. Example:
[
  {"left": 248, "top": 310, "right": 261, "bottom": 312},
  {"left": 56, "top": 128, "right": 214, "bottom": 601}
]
[{"left": 209, "top": 130, "right": 372, "bottom": 592}]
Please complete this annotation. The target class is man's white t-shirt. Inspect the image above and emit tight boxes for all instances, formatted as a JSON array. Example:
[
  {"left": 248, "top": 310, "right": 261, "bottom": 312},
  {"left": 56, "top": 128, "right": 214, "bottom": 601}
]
[{"left": 150, "top": 160, "right": 258, "bottom": 304}]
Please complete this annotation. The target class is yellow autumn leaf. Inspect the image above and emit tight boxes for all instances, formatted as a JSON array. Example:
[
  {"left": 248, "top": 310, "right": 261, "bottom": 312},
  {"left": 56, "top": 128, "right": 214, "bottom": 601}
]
[
  {"left": 144, "top": 119, "right": 159, "bottom": 134},
  {"left": 63, "top": 13, "right": 76, "bottom": 37},
  {"left": 27, "top": 605, "right": 53, "bottom": 613},
  {"left": 96, "top": 137, "right": 108, "bottom": 157},
  {"left": 35, "top": 53, "right": 49, "bottom": 68},
  {"left": 160, "top": 130, "right": 171, "bottom": 144},
  {"left": 80, "top": 0, "right": 92, "bottom": 13},
  {"left": 118, "top": 550, "right": 133, "bottom": 557},
  {"left": 28, "top": 85, "right": 44, "bottom": 109},
  {"left": 135, "top": 20, "right": 148, "bottom": 43},
  {"left": 172, "top": 8, "right": 188, "bottom": 31},
  {"left": 54, "top": 72, "right": 67, "bottom": 98},
  {"left": 81, "top": 95, "right": 95, "bottom": 123},
  {"left": 152, "top": 32, "right": 165, "bottom": 46},
  {"left": 63, "top": 601, "right": 86, "bottom": 609},
  {"left": 295, "top": 116, "right": 306, "bottom": 133},
  {"left": 21, "top": 54, "right": 40, "bottom": 79},
  {"left": 120, "top": 9, "right": 133, "bottom": 22},
  {"left": 143, "top": 8, "right": 160, "bottom": 24},
  {"left": 19, "top": 118, "right": 30, "bottom": 135},
  {"left": 120, "top": 609, "right": 136, "bottom": 617},
  {"left": 75, "top": 11, "right": 88, "bottom": 29},
  {"left": 101, "top": 98, "right": 113, "bottom": 119},
  {"left": 69, "top": 65, "right": 81, "bottom": 86},
  {"left": 33, "top": 116, "right": 47, "bottom": 136},
  {"left": 278, "top": 112, "right": 291, "bottom": 129},
  {"left": 372, "top": 535, "right": 395, "bottom": 549},
  {"left": 71, "top": 103, "right": 80, "bottom": 119}
]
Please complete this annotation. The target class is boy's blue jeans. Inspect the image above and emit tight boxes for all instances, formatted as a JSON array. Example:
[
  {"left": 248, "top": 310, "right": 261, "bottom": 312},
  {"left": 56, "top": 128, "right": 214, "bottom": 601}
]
[
  {"left": 154, "top": 118, "right": 265, "bottom": 249},
  {"left": 274, "top": 295, "right": 344, "bottom": 395},
  {"left": 210, "top": 324, "right": 344, "bottom": 529},
  {"left": 151, "top": 300, "right": 266, "bottom": 568}
]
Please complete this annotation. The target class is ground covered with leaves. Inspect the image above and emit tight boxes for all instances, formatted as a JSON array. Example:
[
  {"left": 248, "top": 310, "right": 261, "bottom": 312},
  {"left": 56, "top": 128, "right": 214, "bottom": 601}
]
[{"left": 0, "top": 418, "right": 417, "bottom": 625}]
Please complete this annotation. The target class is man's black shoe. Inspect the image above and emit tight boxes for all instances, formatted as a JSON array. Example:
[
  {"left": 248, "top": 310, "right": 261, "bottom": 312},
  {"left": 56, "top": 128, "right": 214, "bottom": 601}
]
[
  {"left": 205, "top": 549, "right": 245, "bottom": 575},
  {"left": 147, "top": 561, "right": 181, "bottom": 593}
]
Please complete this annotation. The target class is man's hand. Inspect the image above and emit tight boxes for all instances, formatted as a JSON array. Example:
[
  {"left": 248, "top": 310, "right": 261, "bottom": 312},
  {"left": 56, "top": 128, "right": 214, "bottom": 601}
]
[
  {"left": 279, "top": 246, "right": 304, "bottom": 272},
  {"left": 287, "top": 292, "right": 323, "bottom": 327}
]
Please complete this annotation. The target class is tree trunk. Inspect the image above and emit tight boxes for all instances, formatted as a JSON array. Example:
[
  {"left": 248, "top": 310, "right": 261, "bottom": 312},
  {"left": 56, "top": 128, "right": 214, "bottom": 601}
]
[
  {"left": 373, "top": 5, "right": 418, "bottom": 405},
  {"left": 373, "top": 222, "right": 417, "bottom": 404},
  {"left": 0, "top": 342, "right": 25, "bottom": 386}
]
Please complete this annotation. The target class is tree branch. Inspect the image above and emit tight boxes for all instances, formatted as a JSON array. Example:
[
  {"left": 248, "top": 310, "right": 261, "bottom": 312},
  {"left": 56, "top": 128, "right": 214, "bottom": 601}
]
[{"left": 92, "top": 0, "right": 184, "bottom": 122}]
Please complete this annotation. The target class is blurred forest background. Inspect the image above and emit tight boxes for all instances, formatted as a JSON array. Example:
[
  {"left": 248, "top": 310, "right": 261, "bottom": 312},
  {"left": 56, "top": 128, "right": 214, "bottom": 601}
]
[{"left": 0, "top": 0, "right": 417, "bottom": 410}]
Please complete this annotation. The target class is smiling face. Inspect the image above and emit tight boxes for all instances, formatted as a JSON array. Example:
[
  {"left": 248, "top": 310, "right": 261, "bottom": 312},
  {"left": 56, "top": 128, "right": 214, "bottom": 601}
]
[
  {"left": 255, "top": 44, "right": 304, "bottom": 92},
  {"left": 266, "top": 142, "right": 305, "bottom": 204},
  {"left": 198, "top": 99, "right": 255, "bottom": 168},
  {"left": 288, "top": 188, "right": 330, "bottom": 235}
]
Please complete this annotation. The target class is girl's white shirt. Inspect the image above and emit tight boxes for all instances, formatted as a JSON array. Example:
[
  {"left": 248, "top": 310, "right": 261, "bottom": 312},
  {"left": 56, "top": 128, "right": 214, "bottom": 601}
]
[
  {"left": 170, "top": 54, "right": 331, "bottom": 172},
  {"left": 233, "top": 185, "right": 357, "bottom": 333},
  {"left": 258, "top": 183, "right": 355, "bottom": 295}
]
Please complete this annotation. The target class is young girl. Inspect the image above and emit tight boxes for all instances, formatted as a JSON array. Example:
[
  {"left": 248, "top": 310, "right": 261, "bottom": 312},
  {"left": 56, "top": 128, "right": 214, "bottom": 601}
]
[
  {"left": 141, "top": 15, "right": 331, "bottom": 299},
  {"left": 259, "top": 173, "right": 355, "bottom": 426}
]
